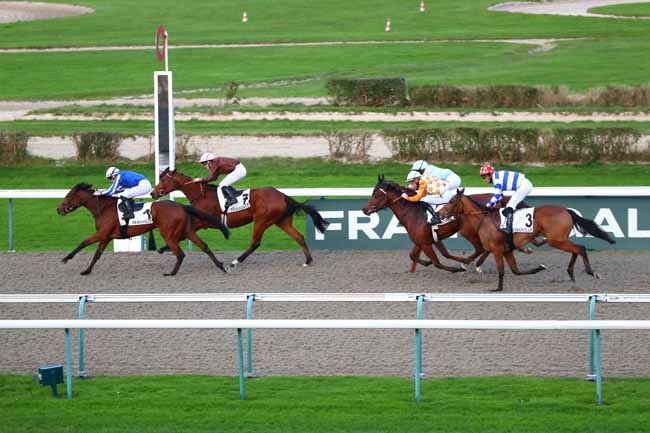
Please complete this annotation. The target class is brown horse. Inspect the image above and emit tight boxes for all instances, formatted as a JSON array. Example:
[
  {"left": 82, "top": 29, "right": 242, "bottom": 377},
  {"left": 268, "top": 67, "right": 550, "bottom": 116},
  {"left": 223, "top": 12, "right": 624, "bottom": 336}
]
[
  {"left": 57, "top": 183, "right": 230, "bottom": 276},
  {"left": 361, "top": 176, "right": 534, "bottom": 273},
  {"left": 440, "top": 189, "right": 616, "bottom": 291},
  {"left": 150, "top": 168, "right": 329, "bottom": 268}
]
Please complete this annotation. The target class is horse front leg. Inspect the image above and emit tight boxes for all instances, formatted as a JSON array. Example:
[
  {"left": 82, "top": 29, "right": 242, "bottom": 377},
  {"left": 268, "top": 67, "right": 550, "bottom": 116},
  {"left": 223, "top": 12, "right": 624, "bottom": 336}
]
[
  {"left": 434, "top": 240, "right": 468, "bottom": 265},
  {"left": 421, "top": 244, "right": 466, "bottom": 273},
  {"left": 62, "top": 233, "right": 102, "bottom": 263},
  {"left": 80, "top": 239, "right": 111, "bottom": 275}
]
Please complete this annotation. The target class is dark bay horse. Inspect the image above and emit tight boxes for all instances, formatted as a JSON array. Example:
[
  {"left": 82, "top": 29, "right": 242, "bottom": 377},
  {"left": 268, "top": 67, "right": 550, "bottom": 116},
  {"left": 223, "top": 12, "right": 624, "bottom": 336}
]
[
  {"left": 57, "top": 183, "right": 230, "bottom": 276},
  {"left": 150, "top": 168, "right": 329, "bottom": 268},
  {"left": 361, "top": 176, "right": 531, "bottom": 273},
  {"left": 441, "top": 189, "right": 616, "bottom": 291}
]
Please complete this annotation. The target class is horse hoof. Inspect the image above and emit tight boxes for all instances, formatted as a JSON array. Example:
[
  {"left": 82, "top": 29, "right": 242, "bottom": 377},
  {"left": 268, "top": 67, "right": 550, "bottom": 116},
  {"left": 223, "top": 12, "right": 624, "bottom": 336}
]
[
  {"left": 460, "top": 263, "right": 467, "bottom": 270},
  {"left": 303, "top": 263, "right": 309, "bottom": 267},
  {"left": 220, "top": 266, "right": 229, "bottom": 274},
  {"left": 475, "top": 267, "right": 483, "bottom": 274},
  {"left": 488, "top": 288, "right": 503, "bottom": 292},
  {"left": 594, "top": 273, "right": 601, "bottom": 280},
  {"left": 540, "top": 264, "right": 548, "bottom": 270},
  {"left": 524, "top": 248, "right": 534, "bottom": 254},
  {"left": 80, "top": 271, "right": 90, "bottom": 276}
]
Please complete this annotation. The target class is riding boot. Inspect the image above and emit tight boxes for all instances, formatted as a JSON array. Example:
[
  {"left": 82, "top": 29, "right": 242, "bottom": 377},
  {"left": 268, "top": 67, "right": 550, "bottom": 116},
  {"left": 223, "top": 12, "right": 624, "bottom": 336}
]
[
  {"left": 222, "top": 186, "right": 237, "bottom": 209},
  {"left": 121, "top": 196, "right": 135, "bottom": 220},
  {"left": 421, "top": 202, "right": 442, "bottom": 225},
  {"left": 504, "top": 208, "right": 516, "bottom": 251}
]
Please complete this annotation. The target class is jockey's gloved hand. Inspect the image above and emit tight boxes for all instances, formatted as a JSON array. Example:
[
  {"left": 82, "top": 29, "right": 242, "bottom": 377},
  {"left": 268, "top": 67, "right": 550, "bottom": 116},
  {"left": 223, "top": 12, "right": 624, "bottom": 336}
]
[
  {"left": 193, "top": 178, "right": 202, "bottom": 182},
  {"left": 93, "top": 190, "right": 104, "bottom": 196}
]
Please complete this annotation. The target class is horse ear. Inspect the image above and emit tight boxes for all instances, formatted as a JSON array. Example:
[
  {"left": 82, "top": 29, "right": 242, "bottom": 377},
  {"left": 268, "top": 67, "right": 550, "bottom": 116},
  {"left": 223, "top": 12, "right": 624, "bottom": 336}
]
[
  {"left": 458, "top": 188, "right": 465, "bottom": 195},
  {"left": 380, "top": 174, "right": 385, "bottom": 181}
]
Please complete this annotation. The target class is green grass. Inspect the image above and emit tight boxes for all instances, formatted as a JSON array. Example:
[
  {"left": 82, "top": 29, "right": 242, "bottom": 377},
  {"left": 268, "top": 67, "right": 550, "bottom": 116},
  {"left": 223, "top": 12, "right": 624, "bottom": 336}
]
[
  {"left": 2, "top": 0, "right": 650, "bottom": 48},
  {"left": 5, "top": 38, "right": 650, "bottom": 100},
  {"left": 7, "top": 119, "right": 650, "bottom": 136},
  {"left": 589, "top": 3, "right": 650, "bottom": 17},
  {"left": 0, "top": 160, "right": 648, "bottom": 252},
  {"left": 1, "top": 374, "right": 649, "bottom": 433}
]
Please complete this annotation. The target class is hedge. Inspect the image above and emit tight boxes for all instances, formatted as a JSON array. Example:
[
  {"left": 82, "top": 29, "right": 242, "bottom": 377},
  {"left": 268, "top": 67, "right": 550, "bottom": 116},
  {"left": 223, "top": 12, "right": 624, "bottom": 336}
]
[
  {"left": 325, "top": 78, "right": 407, "bottom": 107},
  {"left": 383, "top": 127, "right": 648, "bottom": 162}
]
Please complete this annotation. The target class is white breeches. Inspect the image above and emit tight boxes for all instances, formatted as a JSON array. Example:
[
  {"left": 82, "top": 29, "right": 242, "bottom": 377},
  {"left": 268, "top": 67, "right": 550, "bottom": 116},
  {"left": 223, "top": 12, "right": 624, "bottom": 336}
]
[
  {"left": 217, "top": 163, "right": 246, "bottom": 207},
  {"left": 218, "top": 163, "right": 247, "bottom": 188},
  {"left": 115, "top": 179, "right": 152, "bottom": 199},
  {"left": 443, "top": 173, "right": 461, "bottom": 192},
  {"left": 421, "top": 194, "right": 449, "bottom": 206},
  {"left": 506, "top": 178, "right": 533, "bottom": 209}
]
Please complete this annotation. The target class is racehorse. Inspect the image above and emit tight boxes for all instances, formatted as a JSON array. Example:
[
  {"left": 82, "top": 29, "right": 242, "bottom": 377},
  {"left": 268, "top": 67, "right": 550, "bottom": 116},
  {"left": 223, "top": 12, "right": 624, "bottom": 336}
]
[
  {"left": 57, "top": 183, "right": 230, "bottom": 276},
  {"left": 440, "top": 189, "right": 616, "bottom": 291},
  {"left": 361, "top": 175, "right": 535, "bottom": 273},
  {"left": 150, "top": 168, "right": 330, "bottom": 268}
]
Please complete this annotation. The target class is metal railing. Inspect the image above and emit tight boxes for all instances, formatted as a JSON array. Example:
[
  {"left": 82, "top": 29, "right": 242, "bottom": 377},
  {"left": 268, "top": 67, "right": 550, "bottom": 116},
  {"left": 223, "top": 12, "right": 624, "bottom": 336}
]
[
  {"left": 2, "top": 292, "right": 649, "bottom": 404},
  {"left": 3, "top": 187, "right": 650, "bottom": 251}
]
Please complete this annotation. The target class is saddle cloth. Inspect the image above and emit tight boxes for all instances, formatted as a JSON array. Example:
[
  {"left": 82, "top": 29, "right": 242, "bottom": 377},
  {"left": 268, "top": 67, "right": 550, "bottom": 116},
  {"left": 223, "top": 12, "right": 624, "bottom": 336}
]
[
  {"left": 499, "top": 207, "right": 535, "bottom": 233},
  {"left": 429, "top": 204, "right": 454, "bottom": 242},
  {"left": 117, "top": 200, "right": 153, "bottom": 226},
  {"left": 219, "top": 188, "right": 252, "bottom": 213}
]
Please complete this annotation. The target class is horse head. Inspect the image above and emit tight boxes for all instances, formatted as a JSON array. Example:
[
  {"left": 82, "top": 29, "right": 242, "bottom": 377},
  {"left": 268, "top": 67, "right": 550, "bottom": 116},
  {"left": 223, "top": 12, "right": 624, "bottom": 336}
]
[
  {"left": 439, "top": 188, "right": 466, "bottom": 220},
  {"left": 362, "top": 175, "right": 404, "bottom": 215},
  {"left": 57, "top": 183, "right": 94, "bottom": 215}
]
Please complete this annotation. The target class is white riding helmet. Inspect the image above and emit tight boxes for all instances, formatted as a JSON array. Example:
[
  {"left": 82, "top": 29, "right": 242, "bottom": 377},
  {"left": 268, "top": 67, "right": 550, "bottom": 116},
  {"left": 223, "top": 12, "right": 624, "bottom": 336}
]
[
  {"left": 411, "top": 160, "right": 428, "bottom": 172},
  {"left": 105, "top": 167, "right": 120, "bottom": 179},
  {"left": 199, "top": 152, "right": 216, "bottom": 163},
  {"left": 406, "top": 170, "right": 422, "bottom": 182}
]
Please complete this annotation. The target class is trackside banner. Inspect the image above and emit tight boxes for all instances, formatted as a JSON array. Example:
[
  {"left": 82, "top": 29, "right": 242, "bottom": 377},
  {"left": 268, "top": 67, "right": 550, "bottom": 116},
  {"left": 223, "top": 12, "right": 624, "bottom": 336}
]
[{"left": 306, "top": 197, "right": 650, "bottom": 250}]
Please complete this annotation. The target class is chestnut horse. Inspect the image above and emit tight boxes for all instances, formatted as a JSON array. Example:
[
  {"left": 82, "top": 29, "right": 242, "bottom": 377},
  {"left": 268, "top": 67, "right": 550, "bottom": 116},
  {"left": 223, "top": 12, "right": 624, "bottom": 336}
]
[
  {"left": 441, "top": 189, "right": 616, "bottom": 291},
  {"left": 57, "top": 183, "right": 230, "bottom": 276},
  {"left": 151, "top": 168, "right": 329, "bottom": 268},
  {"left": 361, "top": 176, "right": 534, "bottom": 273}
]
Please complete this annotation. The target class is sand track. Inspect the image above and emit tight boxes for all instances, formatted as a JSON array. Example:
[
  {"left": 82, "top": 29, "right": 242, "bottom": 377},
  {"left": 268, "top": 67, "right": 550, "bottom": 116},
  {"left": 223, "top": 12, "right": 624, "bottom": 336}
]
[{"left": 1, "top": 250, "right": 648, "bottom": 378}]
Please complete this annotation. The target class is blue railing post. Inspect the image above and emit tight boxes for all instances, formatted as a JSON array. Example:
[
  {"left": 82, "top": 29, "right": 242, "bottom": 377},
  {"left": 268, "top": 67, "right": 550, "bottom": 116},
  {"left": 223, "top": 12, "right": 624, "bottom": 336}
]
[
  {"left": 587, "top": 295, "right": 597, "bottom": 381},
  {"left": 246, "top": 295, "right": 256, "bottom": 378},
  {"left": 595, "top": 329, "right": 603, "bottom": 405},
  {"left": 237, "top": 328, "right": 245, "bottom": 400},
  {"left": 65, "top": 328, "right": 73, "bottom": 400},
  {"left": 78, "top": 296, "right": 87, "bottom": 377},
  {"left": 415, "top": 295, "right": 424, "bottom": 402},
  {"left": 8, "top": 198, "right": 15, "bottom": 252}
]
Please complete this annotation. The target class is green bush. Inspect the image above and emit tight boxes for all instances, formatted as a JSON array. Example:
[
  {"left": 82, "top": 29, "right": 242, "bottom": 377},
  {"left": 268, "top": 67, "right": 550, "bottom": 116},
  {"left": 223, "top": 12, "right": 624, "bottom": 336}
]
[
  {"left": 0, "top": 132, "right": 29, "bottom": 163},
  {"left": 326, "top": 78, "right": 407, "bottom": 107},
  {"left": 73, "top": 132, "right": 122, "bottom": 161},
  {"left": 323, "top": 132, "right": 373, "bottom": 162},
  {"left": 408, "top": 85, "right": 545, "bottom": 108},
  {"left": 383, "top": 127, "right": 647, "bottom": 162}
]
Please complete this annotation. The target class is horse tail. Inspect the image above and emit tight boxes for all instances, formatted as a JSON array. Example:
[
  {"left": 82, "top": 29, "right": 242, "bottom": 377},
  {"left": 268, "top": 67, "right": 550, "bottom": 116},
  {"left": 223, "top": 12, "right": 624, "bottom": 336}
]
[
  {"left": 567, "top": 209, "right": 616, "bottom": 244},
  {"left": 280, "top": 195, "right": 330, "bottom": 234},
  {"left": 182, "top": 205, "right": 230, "bottom": 239}
]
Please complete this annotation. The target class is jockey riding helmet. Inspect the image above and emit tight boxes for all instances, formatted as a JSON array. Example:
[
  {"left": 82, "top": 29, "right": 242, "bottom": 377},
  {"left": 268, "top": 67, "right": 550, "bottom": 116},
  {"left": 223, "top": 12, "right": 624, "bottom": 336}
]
[
  {"left": 199, "top": 152, "right": 216, "bottom": 163},
  {"left": 411, "top": 160, "right": 428, "bottom": 172},
  {"left": 479, "top": 164, "right": 495, "bottom": 177},
  {"left": 406, "top": 170, "right": 422, "bottom": 183},
  {"left": 105, "top": 167, "right": 120, "bottom": 179}
]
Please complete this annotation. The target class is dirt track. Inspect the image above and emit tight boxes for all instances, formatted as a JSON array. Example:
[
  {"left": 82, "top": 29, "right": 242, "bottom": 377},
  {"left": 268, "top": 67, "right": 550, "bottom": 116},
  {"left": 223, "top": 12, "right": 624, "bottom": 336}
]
[{"left": 1, "top": 250, "right": 649, "bottom": 378}]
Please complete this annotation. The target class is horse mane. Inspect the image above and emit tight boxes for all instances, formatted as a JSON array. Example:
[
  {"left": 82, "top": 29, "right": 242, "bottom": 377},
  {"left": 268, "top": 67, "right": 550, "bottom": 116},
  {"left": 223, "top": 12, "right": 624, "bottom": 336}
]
[
  {"left": 464, "top": 193, "right": 491, "bottom": 211},
  {"left": 72, "top": 182, "right": 94, "bottom": 192},
  {"left": 378, "top": 179, "right": 404, "bottom": 195}
]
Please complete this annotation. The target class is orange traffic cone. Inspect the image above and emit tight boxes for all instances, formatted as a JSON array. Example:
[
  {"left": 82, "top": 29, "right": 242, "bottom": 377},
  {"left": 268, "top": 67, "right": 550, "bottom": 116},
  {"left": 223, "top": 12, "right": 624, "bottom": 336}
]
[
  {"left": 242, "top": 12, "right": 248, "bottom": 22},
  {"left": 420, "top": 0, "right": 425, "bottom": 12},
  {"left": 385, "top": 18, "right": 391, "bottom": 32}
]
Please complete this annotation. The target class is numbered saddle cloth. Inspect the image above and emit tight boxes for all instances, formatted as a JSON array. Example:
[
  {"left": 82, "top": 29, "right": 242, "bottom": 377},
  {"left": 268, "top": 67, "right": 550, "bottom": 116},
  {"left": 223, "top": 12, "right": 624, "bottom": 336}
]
[
  {"left": 223, "top": 189, "right": 252, "bottom": 213},
  {"left": 117, "top": 200, "right": 153, "bottom": 226},
  {"left": 499, "top": 207, "right": 535, "bottom": 233}
]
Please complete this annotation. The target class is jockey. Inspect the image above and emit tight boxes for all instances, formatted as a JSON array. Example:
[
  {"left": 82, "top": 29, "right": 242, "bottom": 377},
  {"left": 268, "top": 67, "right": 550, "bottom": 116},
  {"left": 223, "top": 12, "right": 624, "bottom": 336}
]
[
  {"left": 400, "top": 170, "right": 447, "bottom": 225},
  {"left": 480, "top": 163, "right": 534, "bottom": 246},
  {"left": 194, "top": 152, "right": 247, "bottom": 210},
  {"left": 95, "top": 167, "right": 152, "bottom": 220},
  {"left": 411, "top": 160, "right": 462, "bottom": 202}
]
